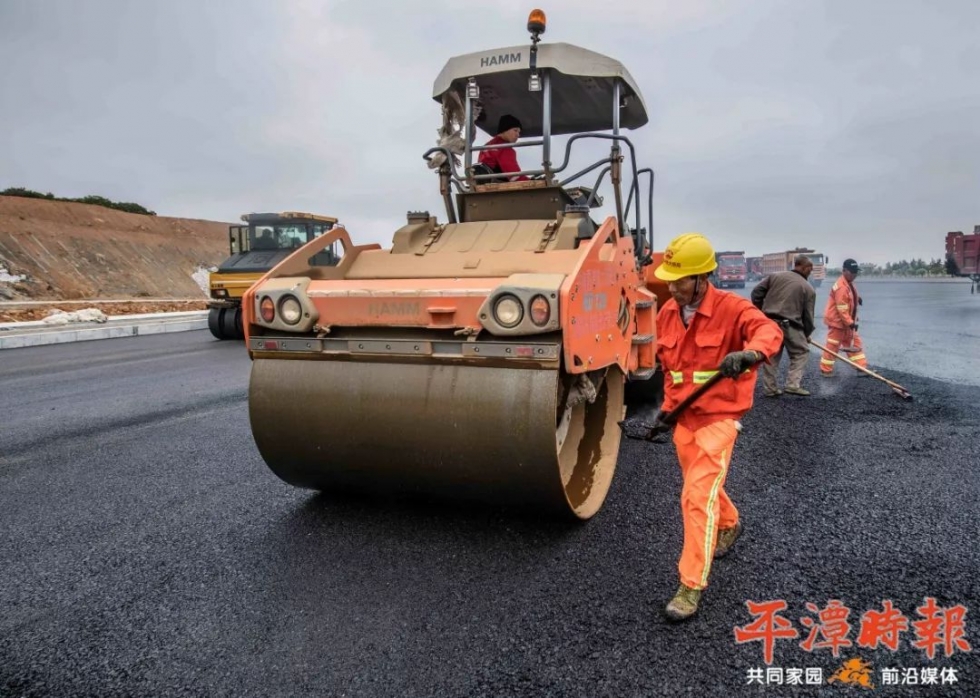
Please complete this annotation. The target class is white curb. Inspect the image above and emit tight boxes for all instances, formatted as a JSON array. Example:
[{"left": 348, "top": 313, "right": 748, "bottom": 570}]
[{"left": 0, "top": 312, "right": 209, "bottom": 350}]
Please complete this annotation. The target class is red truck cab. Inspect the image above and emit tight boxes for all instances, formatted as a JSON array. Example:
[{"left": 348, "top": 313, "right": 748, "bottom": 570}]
[{"left": 714, "top": 251, "right": 747, "bottom": 289}]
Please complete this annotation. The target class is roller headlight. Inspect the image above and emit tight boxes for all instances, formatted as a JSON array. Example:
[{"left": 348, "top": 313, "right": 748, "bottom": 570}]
[
  {"left": 493, "top": 294, "right": 523, "bottom": 328},
  {"left": 529, "top": 294, "right": 550, "bottom": 326},
  {"left": 279, "top": 295, "right": 302, "bottom": 325}
]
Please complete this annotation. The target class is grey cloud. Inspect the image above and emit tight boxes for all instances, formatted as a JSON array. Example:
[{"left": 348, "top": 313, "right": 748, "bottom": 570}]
[{"left": 1, "top": 0, "right": 977, "bottom": 265}]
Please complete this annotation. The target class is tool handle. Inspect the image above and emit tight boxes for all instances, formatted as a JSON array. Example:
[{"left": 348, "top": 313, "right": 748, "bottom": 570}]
[{"left": 807, "top": 339, "right": 911, "bottom": 396}]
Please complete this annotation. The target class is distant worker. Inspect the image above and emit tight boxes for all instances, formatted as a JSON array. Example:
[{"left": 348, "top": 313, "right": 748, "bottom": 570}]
[
  {"left": 820, "top": 258, "right": 866, "bottom": 376},
  {"left": 751, "top": 254, "right": 817, "bottom": 396},
  {"left": 478, "top": 114, "right": 529, "bottom": 182},
  {"left": 651, "top": 233, "right": 783, "bottom": 622}
]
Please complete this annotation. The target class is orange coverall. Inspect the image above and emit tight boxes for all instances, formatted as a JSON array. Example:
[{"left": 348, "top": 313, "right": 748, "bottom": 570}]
[
  {"left": 656, "top": 284, "right": 783, "bottom": 591},
  {"left": 820, "top": 278, "right": 866, "bottom": 374}
]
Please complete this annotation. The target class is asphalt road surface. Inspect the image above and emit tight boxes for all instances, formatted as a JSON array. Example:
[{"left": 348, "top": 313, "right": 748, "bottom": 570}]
[{"left": 1, "top": 330, "right": 977, "bottom": 697}]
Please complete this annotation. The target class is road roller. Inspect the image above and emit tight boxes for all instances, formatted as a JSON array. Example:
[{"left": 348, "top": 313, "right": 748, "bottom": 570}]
[
  {"left": 207, "top": 211, "right": 341, "bottom": 340},
  {"left": 243, "top": 10, "right": 668, "bottom": 518}
]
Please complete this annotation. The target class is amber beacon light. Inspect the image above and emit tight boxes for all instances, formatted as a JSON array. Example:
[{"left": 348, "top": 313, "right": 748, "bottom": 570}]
[{"left": 527, "top": 9, "right": 547, "bottom": 36}]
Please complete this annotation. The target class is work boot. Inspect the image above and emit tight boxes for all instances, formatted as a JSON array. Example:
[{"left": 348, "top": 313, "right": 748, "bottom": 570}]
[
  {"left": 820, "top": 372, "right": 834, "bottom": 378},
  {"left": 763, "top": 389, "right": 782, "bottom": 398},
  {"left": 784, "top": 386, "right": 810, "bottom": 396},
  {"left": 665, "top": 584, "right": 702, "bottom": 622},
  {"left": 714, "top": 520, "right": 743, "bottom": 559}
]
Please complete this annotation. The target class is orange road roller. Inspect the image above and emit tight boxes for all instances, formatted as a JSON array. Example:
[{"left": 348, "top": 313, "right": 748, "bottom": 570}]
[{"left": 243, "top": 11, "right": 667, "bottom": 518}]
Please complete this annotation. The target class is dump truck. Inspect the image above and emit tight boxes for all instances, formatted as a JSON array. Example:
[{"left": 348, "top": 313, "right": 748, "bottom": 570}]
[
  {"left": 206, "top": 211, "right": 340, "bottom": 339},
  {"left": 762, "top": 248, "right": 827, "bottom": 287},
  {"left": 714, "top": 250, "right": 746, "bottom": 288},
  {"left": 241, "top": 10, "right": 671, "bottom": 518},
  {"left": 746, "top": 256, "right": 763, "bottom": 281},
  {"left": 945, "top": 226, "right": 980, "bottom": 294}
]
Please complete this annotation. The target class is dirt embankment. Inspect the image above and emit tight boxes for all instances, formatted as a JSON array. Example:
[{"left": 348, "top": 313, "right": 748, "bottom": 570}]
[{"left": 0, "top": 196, "right": 232, "bottom": 307}]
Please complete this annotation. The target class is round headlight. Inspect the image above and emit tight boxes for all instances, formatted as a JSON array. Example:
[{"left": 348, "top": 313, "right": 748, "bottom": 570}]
[
  {"left": 279, "top": 295, "right": 302, "bottom": 325},
  {"left": 529, "top": 294, "right": 550, "bottom": 326},
  {"left": 493, "top": 294, "right": 523, "bottom": 328},
  {"left": 259, "top": 296, "right": 275, "bottom": 322}
]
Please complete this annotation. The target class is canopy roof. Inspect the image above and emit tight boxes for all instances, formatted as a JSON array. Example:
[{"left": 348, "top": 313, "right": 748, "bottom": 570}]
[
  {"left": 432, "top": 42, "right": 648, "bottom": 137},
  {"left": 241, "top": 212, "right": 338, "bottom": 225}
]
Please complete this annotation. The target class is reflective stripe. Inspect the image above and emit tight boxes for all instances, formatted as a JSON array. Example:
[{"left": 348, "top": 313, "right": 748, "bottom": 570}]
[
  {"left": 827, "top": 338, "right": 841, "bottom": 344},
  {"left": 820, "top": 358, "right": 835, "bottom": 365},
  {"left": 693, "top": 370, "right": 718, "bottom": 384},
  {"left": 700, "top": 447, "right": 729, "bottom": 588},
  {"left": 670, "top": 371, "right": 683, "bottom": 383},
  {"left": 836, "top": 304, "right": 849, "bottom": 310},
  {"left": 850, "top": 354, "right": 866, "bottom": 361}
]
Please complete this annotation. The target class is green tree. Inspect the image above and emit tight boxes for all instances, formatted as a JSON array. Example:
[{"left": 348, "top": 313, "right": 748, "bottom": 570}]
[{"left": 1, "top": 187, "right": 155, "bottom": 215}]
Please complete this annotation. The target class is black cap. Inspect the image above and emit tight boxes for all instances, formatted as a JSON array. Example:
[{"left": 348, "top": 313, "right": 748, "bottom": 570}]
[
  {"left": 843, "top": 258, "right": 860, "bottom": 273},
  {"left": 496, "top": 114, "right": 522, "bottom": 134}
]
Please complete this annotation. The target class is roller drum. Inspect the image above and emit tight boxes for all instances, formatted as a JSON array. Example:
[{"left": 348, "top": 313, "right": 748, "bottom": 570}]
[{"left": 248, "top": 358, "right": 624, "bottom": 518}]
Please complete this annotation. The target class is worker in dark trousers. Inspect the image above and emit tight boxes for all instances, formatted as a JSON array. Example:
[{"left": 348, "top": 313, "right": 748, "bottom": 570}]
[{"left": 751, "top": 254, "right": 817, "bottom": 396}]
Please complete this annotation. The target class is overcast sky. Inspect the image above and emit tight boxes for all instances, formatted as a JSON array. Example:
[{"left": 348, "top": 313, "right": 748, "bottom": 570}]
[{"left": 1, "top": 0, "right": 977, "bottom": 266}]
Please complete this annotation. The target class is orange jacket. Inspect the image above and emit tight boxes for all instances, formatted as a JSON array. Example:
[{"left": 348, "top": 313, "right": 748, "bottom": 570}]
[
  {"left": 656, "top": 284, "right": 783, "bottom": 431},
  {"left": 823, "top": 278, "right": 860, "bottom": 329}
]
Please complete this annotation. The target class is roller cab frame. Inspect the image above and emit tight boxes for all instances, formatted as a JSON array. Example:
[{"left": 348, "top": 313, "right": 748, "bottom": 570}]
[{"left": 243, "top": 11, "right": 668, "bottom": 518}]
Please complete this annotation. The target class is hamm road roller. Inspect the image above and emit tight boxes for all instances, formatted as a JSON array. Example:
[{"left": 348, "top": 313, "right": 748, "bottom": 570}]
[
  {"left": 243, "top": 11, "right": 667, "bottom": 518},
  {"left": 207, "top": 211, "right": 341, "bottom": 339}
]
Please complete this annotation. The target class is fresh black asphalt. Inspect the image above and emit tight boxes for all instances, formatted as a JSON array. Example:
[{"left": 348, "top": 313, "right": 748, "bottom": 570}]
[{"left": 1, "top": 330, "right": 977, "bottom": 697}]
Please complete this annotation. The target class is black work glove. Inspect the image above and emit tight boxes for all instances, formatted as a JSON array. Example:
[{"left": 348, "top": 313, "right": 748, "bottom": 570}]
[
  {"left": 849, "top": 323, "right": 859, "bottom": 330},
  {"left": 718, "top": 350, "right": 761, "bottom": 378},
  {"left": 858, "top": 297, "right": 863, "bottom": 306}
]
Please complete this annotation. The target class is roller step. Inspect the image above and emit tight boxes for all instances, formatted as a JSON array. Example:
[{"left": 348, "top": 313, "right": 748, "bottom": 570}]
[
  {"left": 635, "top": 300, "right": 654, "bottom": 309},
  {"left": 631, "top": 334, "right": 654, "bottom": 345},
  {"left": 629, "top": 368, "right": 657, "bottom": 380}
]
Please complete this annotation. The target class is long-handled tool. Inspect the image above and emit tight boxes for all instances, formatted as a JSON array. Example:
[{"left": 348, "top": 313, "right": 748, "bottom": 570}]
[
  {"left": 808, "top": 338, "right": 913, "bottom": 400},
  {"left": 619, "top": 370, "right": 731, "bottom": 442}
]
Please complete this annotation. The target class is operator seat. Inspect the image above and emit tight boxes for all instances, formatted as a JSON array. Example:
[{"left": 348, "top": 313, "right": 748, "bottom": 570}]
[{"left": 470, "top": 162, "right": 509, "bottom": 184}]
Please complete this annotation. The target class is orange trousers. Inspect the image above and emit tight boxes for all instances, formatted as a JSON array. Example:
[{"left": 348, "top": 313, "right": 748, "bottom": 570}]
[
  {"left": 673, "top": 419, "right": 740, "bottom": 591},
  {"left": 820, "top": 326, "right": 867, "bottom": 374}
]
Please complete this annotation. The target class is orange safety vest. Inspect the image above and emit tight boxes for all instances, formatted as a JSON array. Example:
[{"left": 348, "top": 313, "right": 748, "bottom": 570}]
[
  {"left": 656, "top": 284, "right": 783, "bottom": 431},
  {"left": 823, "top": 278, "right": 859, "bottom": 329}
]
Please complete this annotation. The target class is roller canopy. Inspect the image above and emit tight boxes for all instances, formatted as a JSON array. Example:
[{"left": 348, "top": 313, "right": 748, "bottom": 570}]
[{"left": 432, "top": 42, "right": 648, "bottom": 137}]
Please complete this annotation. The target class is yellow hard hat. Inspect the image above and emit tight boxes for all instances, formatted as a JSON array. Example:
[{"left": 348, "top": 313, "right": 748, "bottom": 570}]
[{"left": 654, "top": 232, "right": 717, "bottom": 281}]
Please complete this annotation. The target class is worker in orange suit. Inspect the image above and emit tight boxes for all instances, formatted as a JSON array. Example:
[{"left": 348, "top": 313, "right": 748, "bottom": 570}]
[
  {"left": 820, "top": 258, "right": 867, "bottom": 375},
  {"left": 651, "top": 233, "right": 783, "bottom": 622}
]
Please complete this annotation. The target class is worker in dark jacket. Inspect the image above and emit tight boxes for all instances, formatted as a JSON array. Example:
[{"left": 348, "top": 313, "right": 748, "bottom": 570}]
[{"left": 751, "top": 255, "right": 817, "bottom": 396}]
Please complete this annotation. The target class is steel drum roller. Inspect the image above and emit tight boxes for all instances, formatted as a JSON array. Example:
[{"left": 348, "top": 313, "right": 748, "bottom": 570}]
[{"left": 249, "top": 358, "right": 624, "bottom": 518}]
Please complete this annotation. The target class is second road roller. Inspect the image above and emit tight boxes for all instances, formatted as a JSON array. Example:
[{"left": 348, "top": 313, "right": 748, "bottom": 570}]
[{"left": 243, "top": 10, "right": 669, "bottom": 518}]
